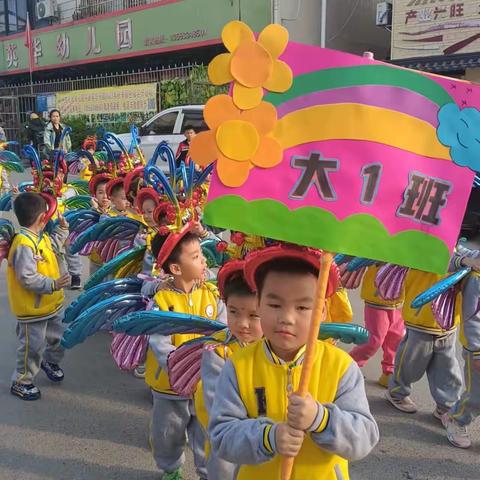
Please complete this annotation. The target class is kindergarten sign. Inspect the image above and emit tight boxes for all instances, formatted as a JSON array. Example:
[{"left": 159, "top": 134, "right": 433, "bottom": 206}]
[
  {"left": 56, "top": 83, "right": 157, "bottom": 117},
  {"left": 190, "top": 21, "right": 479, "bottom": 274}
]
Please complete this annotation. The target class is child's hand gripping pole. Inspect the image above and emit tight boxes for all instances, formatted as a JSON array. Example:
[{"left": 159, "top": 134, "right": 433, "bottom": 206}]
[{"left": 281, "top": 251, "right": 334, "bottom": 480}]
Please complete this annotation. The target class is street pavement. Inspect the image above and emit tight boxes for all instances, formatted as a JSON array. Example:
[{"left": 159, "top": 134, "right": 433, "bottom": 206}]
[{"left": 0, "top": 176, "right": 479, "bottom": 479}]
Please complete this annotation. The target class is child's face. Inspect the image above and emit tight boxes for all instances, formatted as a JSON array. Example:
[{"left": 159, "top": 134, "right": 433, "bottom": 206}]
[
  {"left": 142, "top": 199, "right": 157, "bottom": 227},
  {"left": 227, "top": 294, "right": 263, "bottom": 344},
  {"left": 110, "top": 189, "right": 129, "bottom": 212},
  {"left": 87, "top": 147, "right": 95, "bottom": 154},
  {"left": 95, "top": 183, "right": 109, "bottom": 208},
  {"left": 258, "top": 271, "right": 317, "bottom": 361},
  {"left": 171, "top": 239, "right": 206, "bottom": 282},
  {"left": 185, "top": 129, "right": 196, "bottom": 142}
]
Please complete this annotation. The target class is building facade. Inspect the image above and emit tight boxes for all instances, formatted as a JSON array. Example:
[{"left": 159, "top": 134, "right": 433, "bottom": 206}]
[
  {"left": 0, "top": 0, "right": 390, "bottom": 140},
  {"left": 391, "top": 0, "right": 480, "bottom": 80}
]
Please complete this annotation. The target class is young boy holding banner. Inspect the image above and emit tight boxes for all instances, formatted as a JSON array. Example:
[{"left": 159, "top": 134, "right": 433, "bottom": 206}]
[{"left": 209, "top": 244, "right": 379, "bottom": 479}]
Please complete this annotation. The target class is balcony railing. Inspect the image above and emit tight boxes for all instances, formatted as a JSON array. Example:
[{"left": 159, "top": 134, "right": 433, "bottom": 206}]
[
  {"left": 71, "top": 0, "right": 152, "bottom": 20},
  {"left": 53, "top": 0, "right": 163, "bottom": 25}
]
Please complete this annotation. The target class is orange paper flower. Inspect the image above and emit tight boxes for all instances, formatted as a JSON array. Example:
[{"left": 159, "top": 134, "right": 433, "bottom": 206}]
[
  {"left": 208, "top": 21, "right": 293, "bottom": 110},
  {"left": 189, "top": 95, "right": 283, "bottom": 187}
]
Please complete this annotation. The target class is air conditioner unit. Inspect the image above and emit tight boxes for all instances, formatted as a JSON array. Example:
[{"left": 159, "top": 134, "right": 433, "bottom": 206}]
[
  {"left": 376, "top": 2, "right": 392, "bottom": 27},
  {"left": 36, "top": 0, "right": 56, "bottom": 21}
]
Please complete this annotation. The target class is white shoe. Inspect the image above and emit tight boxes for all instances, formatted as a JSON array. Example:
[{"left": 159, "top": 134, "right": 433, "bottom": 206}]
[
  {"left": 441, "top": 413, "right": 472, "bottom": 449},
  {"left": 385, "top": 391, "right": 418, "bottom": 413}
]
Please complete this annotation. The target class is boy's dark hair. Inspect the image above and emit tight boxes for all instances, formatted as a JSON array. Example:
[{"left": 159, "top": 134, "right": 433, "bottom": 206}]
[
  {"left": 184, "top": 125, "right": 195, "bottom": 132},
  {"left": 151, "top": 231, "right": 200, "bottom": 274},
  {"left": 224, "top": 274, "right": 254, "bottom": 302},
  {"left": 110, "top": 182, "right": 124, "bottom": 197},
  {"left": 254, "top": 257, "right": 319, "bottom": 297},
  {"left": 14, "top": 192, "right": 47, "bottom": 228},
  {"left": 95, "top": 179, "right": 109, "bottom": 195}
]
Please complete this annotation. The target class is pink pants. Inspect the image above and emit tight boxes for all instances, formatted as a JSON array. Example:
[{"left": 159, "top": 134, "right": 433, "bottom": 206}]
[{"left": 350, "top": 304, "right": 405, "bottom": 375}]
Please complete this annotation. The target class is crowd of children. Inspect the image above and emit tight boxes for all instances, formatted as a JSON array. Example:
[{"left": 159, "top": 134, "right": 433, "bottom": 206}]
[{"left": 2, "top": 125, "right": 479, "bottom": 480}]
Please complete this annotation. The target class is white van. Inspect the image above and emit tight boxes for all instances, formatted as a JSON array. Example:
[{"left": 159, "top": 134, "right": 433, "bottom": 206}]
[{"left": 116, "top": 105, "right": 206, "bottom": 161}]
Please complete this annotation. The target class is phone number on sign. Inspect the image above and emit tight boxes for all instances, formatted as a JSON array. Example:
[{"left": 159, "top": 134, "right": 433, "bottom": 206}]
[{"left": 170, "top": 29, "right": 208, "bottom": 41}]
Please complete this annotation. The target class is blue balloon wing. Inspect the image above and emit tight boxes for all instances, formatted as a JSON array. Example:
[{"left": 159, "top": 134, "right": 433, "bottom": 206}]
[
  {"left": 64, "top": 277, "right": 143, "bottom": 324},
  {"left": 318, "top": 323, "right": 369, "bottom": 345},
  {"left": 411, "top": 267, "right": 471, "bottom": 309},
  {"left": 0, "top": 192, "right": 12, "bottom": 211},
  {"left": 201, "top": 238, "right": 230, "bottom": 268},
  {"left": 0, "top": 149, "right": 22, "bottom": 165},
  {"left": 84, "top": 245, "right": 146, "bottom": 290},
  {"left": 61, "top": 293, "right": 149, "bottom": 348},
  {"left": 65, "top": 209, "right": 100, "bottom": 242},
  {"left": 112, "top": 310, "right": 226, "bottom": 336},
  {"left": 333, "top": 254, "right": 352, "bottom": 266},
  {"left": 18, "top": 181, "right": 33, "bottom": 192},
  {"left": 0, "top": 218, "right": 15, "bottom": 263},
  {"left": 346, "top": 257, "right": 376, "bottom": 272},
  {"left": 71, "top": 216, "right": 142, "bottom": 260}
]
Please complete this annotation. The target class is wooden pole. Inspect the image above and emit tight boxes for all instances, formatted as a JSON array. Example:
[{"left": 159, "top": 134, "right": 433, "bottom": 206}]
[{"left": 281, "top": 251, "right": 334, "bottom": 480}]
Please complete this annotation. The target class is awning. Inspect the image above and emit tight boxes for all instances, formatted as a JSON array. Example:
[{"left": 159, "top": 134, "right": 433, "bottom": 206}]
[{"left": 391, "top": 52, "right": 480, "bottom": 74}]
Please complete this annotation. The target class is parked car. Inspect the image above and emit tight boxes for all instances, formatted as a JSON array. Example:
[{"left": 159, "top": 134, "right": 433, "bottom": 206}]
[{"left": 116, "top": 105, "right": 206, "bottom": 162}]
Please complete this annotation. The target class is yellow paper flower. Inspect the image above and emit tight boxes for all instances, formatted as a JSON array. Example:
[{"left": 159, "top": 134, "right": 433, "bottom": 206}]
[
  {"left": 189, "top": 95, "right": 283, "bottom": 187},
  {"left": 208, "top": 21, "right": 293, "bottom": 110}
]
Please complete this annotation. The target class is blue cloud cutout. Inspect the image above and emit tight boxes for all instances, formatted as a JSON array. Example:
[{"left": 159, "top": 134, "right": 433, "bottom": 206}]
[{"left": 437, "top": 103, "right": 480, "bottom": 173}]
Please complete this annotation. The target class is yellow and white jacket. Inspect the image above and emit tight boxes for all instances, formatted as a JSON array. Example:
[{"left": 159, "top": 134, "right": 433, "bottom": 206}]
[
  {"left": 145, "top": 280, "right": 227, "bottom": 395},
  {"left": 7, "top": 227, "right": 67, "bottom": 322},
  {"left": 209, "top": 339, "right": 379, "bottom": 480}
]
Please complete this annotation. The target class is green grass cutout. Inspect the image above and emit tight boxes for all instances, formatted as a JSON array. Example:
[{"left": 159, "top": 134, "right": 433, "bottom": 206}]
[{"left": 204, "top": 195, "right": 451, "bottom": 274}]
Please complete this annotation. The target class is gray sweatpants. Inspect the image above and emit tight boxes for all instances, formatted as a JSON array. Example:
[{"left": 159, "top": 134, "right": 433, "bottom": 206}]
[
  {"left": 66, "top": 243, "right": 82, "bottom": 277},
  {"left": 150, "top": 391, "right": 207, "bottom": 479},
  {"left": 12, "top": 314, "right": 65, "bottom": 385},
  {"left": 449, "top": 349, "right": 480, "bottom": 426},
  {"left": 389, "top": 328, "right": 462, "bottom": 412}
]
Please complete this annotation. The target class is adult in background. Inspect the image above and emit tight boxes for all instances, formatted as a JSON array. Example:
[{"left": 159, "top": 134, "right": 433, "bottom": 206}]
[
  {"left": 25, "top": 113, "right": 46, "bottom": 151},
  {"left": 44, "top": 109, "right": 81, "bottom": 289},
  {"left": 0, "top": 117, "right": 7, "bottom": 142},
  {"left": 43, "top": 109, "right": 72, "bottom": 154}
]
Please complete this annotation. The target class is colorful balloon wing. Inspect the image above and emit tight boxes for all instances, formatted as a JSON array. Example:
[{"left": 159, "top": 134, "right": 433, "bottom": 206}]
[
  {"left": 61, "top": 293, "right": 149, "bottom": 348},
  {"left": 64, "top": 277, "right": 143, "bottom": 324}
]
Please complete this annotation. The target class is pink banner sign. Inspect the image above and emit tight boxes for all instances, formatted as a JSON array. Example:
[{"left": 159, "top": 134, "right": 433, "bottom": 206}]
[{"left": 193, "top": 26, "right": 480, "bottom": 273}]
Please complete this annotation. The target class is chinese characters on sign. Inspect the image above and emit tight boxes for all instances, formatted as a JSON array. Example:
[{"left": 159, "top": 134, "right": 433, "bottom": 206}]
[
  {"left": 86, "top": 26, "right": 102, "bottom": 55},
  {"left": 6, "top": 44, "right": 18, "bottom": 68},
  {"left": 116, "top": 19, "right": 133, "bottom": 50},
  {"left": 33, "top": 38, "right": 43, "bottom": 65},
  {"left": 392, "top": 0, "right": 480, "bottom": 60},
  {"left": 289, "top": 152, "right": 451, "bottom": 227},
  {"left": 56, "top": 32, "right": 70, "bottom": 60}
]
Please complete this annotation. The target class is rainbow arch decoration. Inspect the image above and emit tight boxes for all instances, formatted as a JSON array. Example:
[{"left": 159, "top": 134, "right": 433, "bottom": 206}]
[{"left": 191, "top": 22, "right": 480, "bottom": 274}]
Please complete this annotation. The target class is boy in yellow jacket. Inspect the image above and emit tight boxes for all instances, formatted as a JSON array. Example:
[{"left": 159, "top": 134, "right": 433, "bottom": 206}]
[
  {"left": 146, "top": 224, "right": 226, "bottom": 480},
  {"left": 8, "top": 193, "right": 71, "bottom": 401},
  {"left": 197, "top": 260, "right": 263, "bottom": 480},
  {"left": 209, "top": 245, "right": 379, "bottom": 480}
]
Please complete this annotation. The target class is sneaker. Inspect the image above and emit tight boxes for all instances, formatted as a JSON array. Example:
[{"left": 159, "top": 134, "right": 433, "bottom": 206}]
[
  {"left": 11, "top": 382, "right": 41, "bottom": 401},
  {"left": 162, "top": 469, "right": 183, "bottom": 480},
  {"left": 441, "top": 413, "right": 472, "bottom": 449},
  {"left": 41, "top": 362, "right": 64, "bottom": 382},
  {"left": 378, "top": 373, "right": 391, "bottom": 388},
  {"left": 133, "top": 364, "right": 146, "bottom": 379},
  {"left": 433, "top": 407, "right": 448, "bottom": 421},
  {"left": 385, "top": 390, "right": 418, "bottom": 413},
  {"left": 70, "top": 275, "right": 82, "bottom": 290}
]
